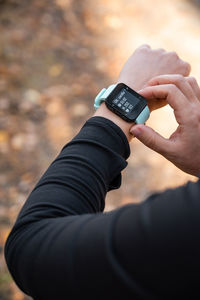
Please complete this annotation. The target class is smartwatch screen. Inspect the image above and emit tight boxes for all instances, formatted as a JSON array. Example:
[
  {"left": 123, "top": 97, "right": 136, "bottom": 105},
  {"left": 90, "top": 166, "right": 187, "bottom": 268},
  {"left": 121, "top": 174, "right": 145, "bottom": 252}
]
[
  {"left": 105, "top": 83, "right": 147, "bottom": 122},
  {"left": 112, "top": 88, "right": 140, "bottom": 113}
]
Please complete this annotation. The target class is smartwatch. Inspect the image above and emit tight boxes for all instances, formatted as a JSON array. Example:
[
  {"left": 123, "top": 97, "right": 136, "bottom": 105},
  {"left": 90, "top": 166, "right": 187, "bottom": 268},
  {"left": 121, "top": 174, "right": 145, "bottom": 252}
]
[{"left": 94, "top": 83, "right": 150, "bottom": 124}]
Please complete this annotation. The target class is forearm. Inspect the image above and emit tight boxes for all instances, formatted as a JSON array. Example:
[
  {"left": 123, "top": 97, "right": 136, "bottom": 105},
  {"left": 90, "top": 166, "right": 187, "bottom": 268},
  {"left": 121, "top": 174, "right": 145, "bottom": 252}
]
[
  {"left": 6, "top": 117, "right": 130, "bottom": 232},
  {"left": 4, "top": 116, "right": 130, "bottom": 297}
]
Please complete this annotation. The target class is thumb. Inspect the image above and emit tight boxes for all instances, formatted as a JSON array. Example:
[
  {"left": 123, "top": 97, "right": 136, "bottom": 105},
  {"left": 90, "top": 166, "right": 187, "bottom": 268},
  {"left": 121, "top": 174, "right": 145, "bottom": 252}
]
[{"left": 130, "top": 124, "right": 170, "bottom": 155}]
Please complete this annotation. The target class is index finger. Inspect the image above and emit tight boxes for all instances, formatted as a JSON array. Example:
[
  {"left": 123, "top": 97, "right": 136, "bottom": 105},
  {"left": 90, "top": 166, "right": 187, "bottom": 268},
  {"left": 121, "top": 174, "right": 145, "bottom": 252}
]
[{"left": 139, "top": 84, "right": 189, "bottom": 121}]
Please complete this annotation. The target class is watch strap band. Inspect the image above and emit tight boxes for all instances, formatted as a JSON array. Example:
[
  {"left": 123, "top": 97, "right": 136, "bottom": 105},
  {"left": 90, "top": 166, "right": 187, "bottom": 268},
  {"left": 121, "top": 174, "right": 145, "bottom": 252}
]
[
  {"left": 135, "top": 106, "right": 150, "bottom": 124},
  {"left": 94, "top": 84, "right": 117, "bottom": 110}
]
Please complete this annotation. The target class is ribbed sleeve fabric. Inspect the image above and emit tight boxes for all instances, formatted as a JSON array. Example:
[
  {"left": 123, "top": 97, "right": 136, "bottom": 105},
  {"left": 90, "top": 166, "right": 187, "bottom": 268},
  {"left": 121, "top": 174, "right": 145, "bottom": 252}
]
[{"left": 4, "top": 116, "right": 200, "bottom": 300}]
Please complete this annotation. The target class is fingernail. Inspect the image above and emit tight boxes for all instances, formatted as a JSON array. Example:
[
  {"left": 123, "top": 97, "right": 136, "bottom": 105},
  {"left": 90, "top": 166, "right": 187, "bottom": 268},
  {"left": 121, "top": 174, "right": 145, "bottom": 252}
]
[{"left": 130, "top": 127, "right": 142, "bottom": 137}]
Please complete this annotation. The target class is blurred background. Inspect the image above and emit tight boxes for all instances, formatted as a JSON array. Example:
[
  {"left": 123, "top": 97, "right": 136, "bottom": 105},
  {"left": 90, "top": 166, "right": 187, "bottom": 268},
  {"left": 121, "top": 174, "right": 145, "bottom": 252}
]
[{"left": 0, "top": 0, "right": 200, "bottom": 299}]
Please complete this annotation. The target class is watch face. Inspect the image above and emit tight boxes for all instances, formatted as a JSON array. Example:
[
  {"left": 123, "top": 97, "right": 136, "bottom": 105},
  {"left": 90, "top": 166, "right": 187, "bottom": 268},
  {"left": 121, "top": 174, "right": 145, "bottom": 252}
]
[{"left": 105, "top": 83, "right": 147, "bottom": 122}]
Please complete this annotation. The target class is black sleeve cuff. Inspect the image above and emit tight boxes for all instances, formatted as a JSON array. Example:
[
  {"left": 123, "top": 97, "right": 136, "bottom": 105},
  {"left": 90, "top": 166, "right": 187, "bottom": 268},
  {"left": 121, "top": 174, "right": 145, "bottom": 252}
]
[{"left": 75, "top": 116, "right": 130, "bottom": 160}]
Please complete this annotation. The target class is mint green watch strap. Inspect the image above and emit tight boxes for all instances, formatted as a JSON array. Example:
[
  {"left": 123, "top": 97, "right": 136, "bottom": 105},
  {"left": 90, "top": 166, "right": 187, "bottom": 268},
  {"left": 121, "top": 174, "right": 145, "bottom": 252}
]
[
  {"left": 135, "top": 106, "right": 150, "bottom": 124},
  {"left": 94, "top": 84, "right": 117, "bottom": 110}
]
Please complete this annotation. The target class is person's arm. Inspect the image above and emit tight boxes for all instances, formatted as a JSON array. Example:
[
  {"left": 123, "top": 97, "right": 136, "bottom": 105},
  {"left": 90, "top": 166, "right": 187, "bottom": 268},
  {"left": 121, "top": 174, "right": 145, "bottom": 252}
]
[
  {"left": 4, "top": 113, "right": 200, "bottom": 300},
  {"left": 4, "top": 116, "right": 132, "bottom": 299},
  {"left": 5, "top": 47, "right": 196, "bottom": 300},
  {"left": 4, "top": 117, "right": 200, "bottom": 300}
]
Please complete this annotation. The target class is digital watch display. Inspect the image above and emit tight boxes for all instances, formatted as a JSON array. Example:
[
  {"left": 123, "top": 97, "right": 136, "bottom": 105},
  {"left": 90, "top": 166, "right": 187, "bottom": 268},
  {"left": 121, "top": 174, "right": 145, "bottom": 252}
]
[
  {"left": 94, "top": 82, "right": 150, "bottom": 124},
  {"left": 105, "top": 83, "right": 147, "bottom": 122}
]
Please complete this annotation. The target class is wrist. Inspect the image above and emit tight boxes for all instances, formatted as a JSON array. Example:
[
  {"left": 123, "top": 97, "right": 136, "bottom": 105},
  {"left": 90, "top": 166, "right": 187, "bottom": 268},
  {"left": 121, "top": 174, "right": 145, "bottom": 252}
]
[
  {"left": 93, "top": 102, "right": 134, "bottom": 142},
  {"left": 116, "top": 78, "right": 146, "bottom": 93}
]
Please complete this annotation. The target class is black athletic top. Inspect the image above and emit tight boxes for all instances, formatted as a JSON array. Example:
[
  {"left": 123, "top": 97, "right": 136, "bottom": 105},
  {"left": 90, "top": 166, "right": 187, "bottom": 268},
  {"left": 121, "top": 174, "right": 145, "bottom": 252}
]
[{"left": 4, "top": 116, "right": 200, "bottom": 300}]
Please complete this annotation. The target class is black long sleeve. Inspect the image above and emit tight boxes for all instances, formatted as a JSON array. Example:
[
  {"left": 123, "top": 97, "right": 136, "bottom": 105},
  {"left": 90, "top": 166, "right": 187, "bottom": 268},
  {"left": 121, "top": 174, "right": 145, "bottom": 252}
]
[{"left": 4, "top": 116, "right": 200, "bottom": 300}]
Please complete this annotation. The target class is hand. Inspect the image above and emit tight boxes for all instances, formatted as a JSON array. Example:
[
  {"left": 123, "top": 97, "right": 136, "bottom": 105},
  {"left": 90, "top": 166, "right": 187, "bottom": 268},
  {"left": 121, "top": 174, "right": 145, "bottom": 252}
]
[
  {"left": 94, "top": 45, "right": 191, "bottom": 143},
  {"left": 130, "top": 75, "right": 200, "bottom": 177},
  {"left": 117, "top": 44, "right": 191, "bottom": 93}
]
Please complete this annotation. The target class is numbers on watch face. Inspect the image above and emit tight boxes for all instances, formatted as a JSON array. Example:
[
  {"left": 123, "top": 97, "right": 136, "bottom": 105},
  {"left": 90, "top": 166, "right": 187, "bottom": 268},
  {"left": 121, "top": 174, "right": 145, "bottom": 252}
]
[{"left": 112, "top": 88, "right": 140, "bottom": 114}]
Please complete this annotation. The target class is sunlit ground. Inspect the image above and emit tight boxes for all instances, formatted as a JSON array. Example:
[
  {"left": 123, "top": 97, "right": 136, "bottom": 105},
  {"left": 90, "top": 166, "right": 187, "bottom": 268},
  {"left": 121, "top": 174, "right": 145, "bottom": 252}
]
[{"left": 0, "top": 0, "right": 200, "bottom": 298}]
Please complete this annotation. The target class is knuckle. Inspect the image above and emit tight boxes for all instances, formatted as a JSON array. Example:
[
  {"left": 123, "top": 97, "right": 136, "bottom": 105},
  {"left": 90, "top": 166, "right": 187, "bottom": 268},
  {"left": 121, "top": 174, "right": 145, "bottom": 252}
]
[
  {"left": 145, "top": 134, "right": 156, "bottom": 149},
  {"left": 136, "top": 44, "right": 150, "bottom": 52},
  {"left": 191, "top": 114, "right": 199, "bottom": 126},
  {"left": 187, "top": 76, "right": 197, "bottom": 85},
  {"left": 174, "top": 74, "right": 185, "bottom": 85},
  {"left": 154, "top": 48, "right": 165, "bottom": 53},
  {"left": 168, "top": 83, "right": 177, "bottom": 93},
  {"left": 140, "top": 44, "right": 150, "bottom": 48},
  {"left": 182, "top": 62, "right": 191, "bottom": 74},
  {"left": 168, "top": 51, "right": 179, "bottom": 59},
  {"left": 188, "top": 106, "right": 200, "bottom": 125},
  {"left": 162, "top": 145, "right": 174, "bottom": 157}
]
